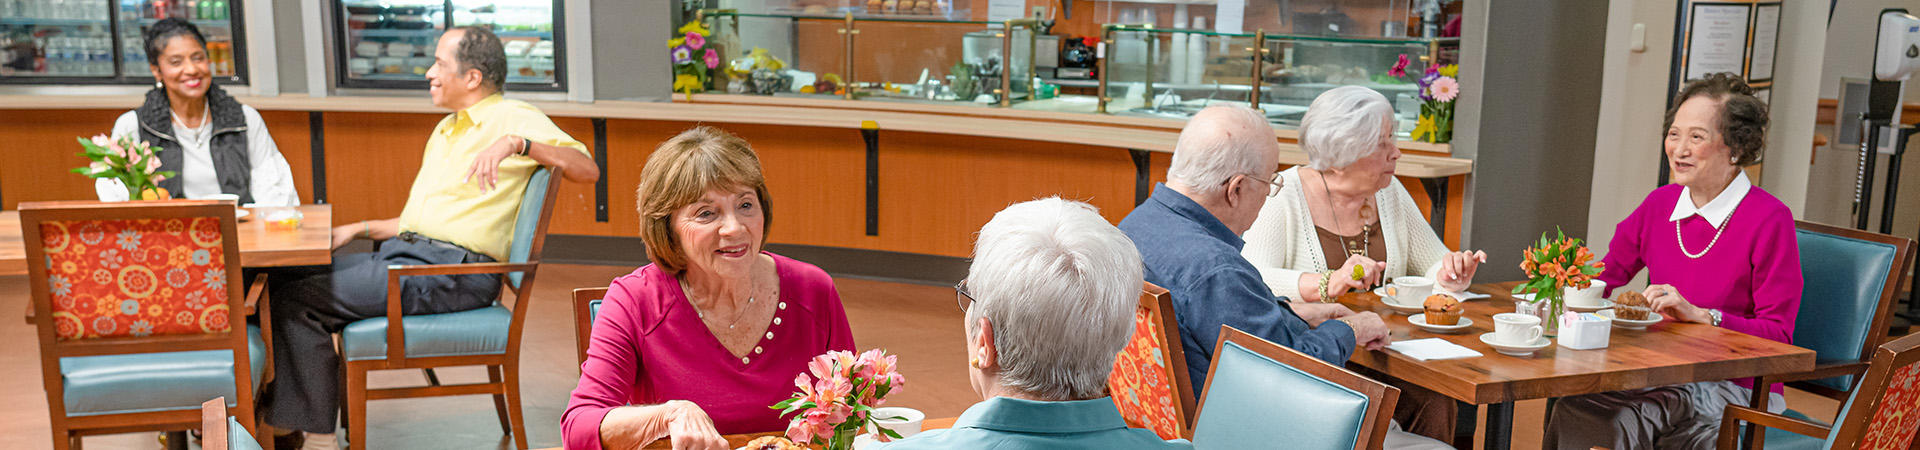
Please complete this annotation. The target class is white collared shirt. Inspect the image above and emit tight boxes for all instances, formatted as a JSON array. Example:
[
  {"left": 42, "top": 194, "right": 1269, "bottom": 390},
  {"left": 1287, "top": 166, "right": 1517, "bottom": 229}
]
[{"left": 1670, "top": 171, "right": 1752, "bottom": 229}]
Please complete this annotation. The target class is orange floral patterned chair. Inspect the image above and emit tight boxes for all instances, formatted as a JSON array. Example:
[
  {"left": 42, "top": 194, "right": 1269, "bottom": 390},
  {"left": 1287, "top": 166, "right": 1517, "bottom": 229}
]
[
  {"left": 1107, "top": 282, "right": 1197, "bottom": 440},
  {"left": 1718, "top": 331, "right": 1920, "bottom": 450},
  {"left": 21, "top": 201, "right": 267, "bottom": 450}
]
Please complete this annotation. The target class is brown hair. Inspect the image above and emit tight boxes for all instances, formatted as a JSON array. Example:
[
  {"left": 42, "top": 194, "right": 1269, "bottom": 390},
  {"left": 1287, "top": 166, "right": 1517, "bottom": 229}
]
[
  {"left": 1664, "top": 72, "right": 1769, "bottom": 166},
  {"left": 635, "top": 126, "right": 773, "bottom": 274}
]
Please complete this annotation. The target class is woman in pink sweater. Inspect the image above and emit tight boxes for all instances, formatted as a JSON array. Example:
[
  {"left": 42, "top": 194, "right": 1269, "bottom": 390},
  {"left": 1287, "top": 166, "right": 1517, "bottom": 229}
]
[
  {"left": 563, "top": 127, "right": 855, "bottom": 450},
  {"left": 1543, "top": 74, "right": 1802, "bottom": 450}
]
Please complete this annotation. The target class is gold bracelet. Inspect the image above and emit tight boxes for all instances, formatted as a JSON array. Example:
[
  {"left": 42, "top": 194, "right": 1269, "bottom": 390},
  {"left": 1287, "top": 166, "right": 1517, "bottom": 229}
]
[{"left": 1317, "top": 271, "right": 1333, "bottom": 302}]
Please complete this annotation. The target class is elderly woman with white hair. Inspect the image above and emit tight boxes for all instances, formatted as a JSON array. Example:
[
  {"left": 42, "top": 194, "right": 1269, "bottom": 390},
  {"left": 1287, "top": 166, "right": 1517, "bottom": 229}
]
[
  {"left": 873, "top": 197, "right": 1191, "bottom": 450},
  {"left": 1240, "top": 86, "right": 1488, "bottom": 443}
]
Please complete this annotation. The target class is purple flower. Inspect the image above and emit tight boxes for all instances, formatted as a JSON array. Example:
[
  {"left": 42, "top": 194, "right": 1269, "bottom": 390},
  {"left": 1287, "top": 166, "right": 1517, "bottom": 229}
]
[
  {"left": 703, "top": 48, "right": 720, "bottom": 70},
  {"left": 685, "top": 31, "right": 706, "bottom": 50},
  {"left": 671, "top": 45, "right": 693, "bottom": 64}
]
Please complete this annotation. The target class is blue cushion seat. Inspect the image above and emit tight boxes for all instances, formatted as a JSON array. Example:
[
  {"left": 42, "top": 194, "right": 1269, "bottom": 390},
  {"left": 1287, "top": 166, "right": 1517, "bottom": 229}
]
[
  {"left": 59, "top": 325, "right": 265, "bottom": 416},
  {"left": 227, "top": 416, "right": 265, "bottom": 450},
  {"left": 1190, "top": 340, "right": 1369, "bottom": 450},
  {"left": 1793, "top": 229, "right": 1900, "bottom": 392},
  {"left": 341, "top": 304, "right": 512, "bottom": 361}
]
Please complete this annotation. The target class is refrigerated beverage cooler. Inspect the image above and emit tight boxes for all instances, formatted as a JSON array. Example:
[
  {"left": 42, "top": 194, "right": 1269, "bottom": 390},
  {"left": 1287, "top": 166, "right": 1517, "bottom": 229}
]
[
  {"left": 0, "top": 0, "right": 245, "bottom": 84},
  {"left": 334, "top": 0, "right": 563, "bottom": 91}
]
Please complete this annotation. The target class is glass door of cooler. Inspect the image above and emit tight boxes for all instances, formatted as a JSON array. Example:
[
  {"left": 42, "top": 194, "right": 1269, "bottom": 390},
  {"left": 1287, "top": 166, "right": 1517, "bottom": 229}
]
[
  {"left": 1, "top": 0, "right": 118, "bottom": 83},
  {"left": 334, "top": 0, "right": 562, "bottom": 91},
  {"left": 117, "top": 0, "right": 247, "bottom": 83}
]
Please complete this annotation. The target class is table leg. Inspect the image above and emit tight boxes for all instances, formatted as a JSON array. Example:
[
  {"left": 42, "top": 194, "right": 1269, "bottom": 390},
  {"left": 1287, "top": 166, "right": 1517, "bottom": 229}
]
[
  {"left": 1453, "top": 402, "right": 1477, "bottom": 450},
  {"left": 1484, "top": 401, "right": 1514, "bottom": 450}
]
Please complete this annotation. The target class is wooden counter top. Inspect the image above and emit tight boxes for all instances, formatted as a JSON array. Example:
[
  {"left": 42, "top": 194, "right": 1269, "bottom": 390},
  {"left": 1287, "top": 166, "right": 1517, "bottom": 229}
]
[{"left": 0, "top": 93, "right": 1473, "bottom": 178}]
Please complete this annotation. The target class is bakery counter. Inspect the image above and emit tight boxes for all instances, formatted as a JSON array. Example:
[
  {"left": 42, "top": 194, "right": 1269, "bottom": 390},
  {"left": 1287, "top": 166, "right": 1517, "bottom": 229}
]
[{"left": 0, "top": 93, "right": 1470, "bottom": 261}]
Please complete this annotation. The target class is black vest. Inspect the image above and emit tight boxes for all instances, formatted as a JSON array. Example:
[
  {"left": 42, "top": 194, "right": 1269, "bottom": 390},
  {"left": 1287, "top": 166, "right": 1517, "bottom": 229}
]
[{"left": 136, "top": 86, "right": 253, "bottom": 204}]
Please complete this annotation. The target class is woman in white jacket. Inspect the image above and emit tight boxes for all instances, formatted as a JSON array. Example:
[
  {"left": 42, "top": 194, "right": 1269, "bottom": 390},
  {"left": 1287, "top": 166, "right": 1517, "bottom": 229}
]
[
  {"left": 1240, "top": 85, "right": 1489, "bottom": 445},
  {"left": 1242, "top": 85, "right": 1485, "bottom": 303}
]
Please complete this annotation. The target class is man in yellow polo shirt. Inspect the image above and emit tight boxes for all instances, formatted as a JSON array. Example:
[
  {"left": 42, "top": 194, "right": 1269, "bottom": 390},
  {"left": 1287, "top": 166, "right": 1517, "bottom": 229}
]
[{"left": 264, "top": 26, "right": 599, "bottom": 450}]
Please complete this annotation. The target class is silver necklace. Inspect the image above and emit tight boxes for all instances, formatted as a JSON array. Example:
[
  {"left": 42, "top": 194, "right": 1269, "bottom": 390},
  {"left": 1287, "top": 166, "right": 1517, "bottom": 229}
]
[
  {"left": 170, "top": 102, "right": 209, "bottom": 143},
  {"left": 1676, "top": 205, "right": 1735, "bottom": 259},
  {"left": 683, "top": 278, "right": 757, "bottom": 330}
]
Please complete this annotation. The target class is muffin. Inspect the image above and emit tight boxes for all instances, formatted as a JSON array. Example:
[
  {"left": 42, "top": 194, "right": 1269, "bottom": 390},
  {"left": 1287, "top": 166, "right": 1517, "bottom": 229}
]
[
  {"left": 745, "top": 436, "right": 805, "bottom": 450},
  {"left": 1614, "top": 290, "right": 1651, "bottom": 320},
  {"left": 1423, "top": 294, "right": 1463, "bottom": 325}
]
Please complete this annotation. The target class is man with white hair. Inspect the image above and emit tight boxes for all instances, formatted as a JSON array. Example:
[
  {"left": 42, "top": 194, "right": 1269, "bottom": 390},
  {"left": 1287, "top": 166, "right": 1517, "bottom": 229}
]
[
  {"left": 875, "top": 197, "right": 1190, "bottom": 449},
  {"left": 1119, "top": 104, "right": 1393, "bottom": 394}
]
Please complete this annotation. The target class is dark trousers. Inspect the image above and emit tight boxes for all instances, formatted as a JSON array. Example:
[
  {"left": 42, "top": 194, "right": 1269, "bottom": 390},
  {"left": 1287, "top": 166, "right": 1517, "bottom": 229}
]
[{"left": 263, "top": 234, "right": 501, "bottom": 434}]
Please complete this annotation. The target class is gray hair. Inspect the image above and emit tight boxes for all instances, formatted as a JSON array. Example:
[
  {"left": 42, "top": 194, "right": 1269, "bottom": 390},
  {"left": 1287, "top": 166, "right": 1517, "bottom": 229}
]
[
  {"left": 450, "top": 26, "right": 507, "bottom": 93},
  {"left": 1298, "top": 86, "right": 1396, "bottom": 170},
  {"left": 965, "top": 197, "right": 1143, "bottom": 401},
  {"left": 1167, "top": 104, "right": 1276, "bottom": 197}
]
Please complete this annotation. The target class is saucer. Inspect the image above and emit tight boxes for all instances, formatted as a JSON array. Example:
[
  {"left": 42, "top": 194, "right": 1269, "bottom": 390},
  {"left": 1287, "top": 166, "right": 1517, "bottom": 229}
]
[
  {"left": 235, "top": 209, "right": 251, "bottom": 220},
  {"left": 1376, "top": 287, "right": 1487, "bottom": 302},
  {"left": 1409, "top": 314, "right": 1473, "bottom": 334},
  {"left": 1380, "top": 296, "right": 1427, "bottom": 314},
  {"left": 1566, "top": 299, "right": 1613, "bottom": 313},
  {"left": 1479, "top": 332, "right": 1551, "bottom": 356},
  {"left": 1598, "top": 310, "right": 1664, "bottom": 330}
]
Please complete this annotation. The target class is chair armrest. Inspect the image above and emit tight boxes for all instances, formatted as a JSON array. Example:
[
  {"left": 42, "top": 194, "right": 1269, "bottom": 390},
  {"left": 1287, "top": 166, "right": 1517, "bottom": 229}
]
[
  {"left": 245, "top": 272, "right": 270, "bottom": 315},
  {"left": 1762, "top": 362, "right": 1868, "bottom": 384},
  {"left": 1716, "top": 405, "right": 1830, "bottom": 450},
  {"left": 377, "top": 262, "right": 540, "bottom": 362}
]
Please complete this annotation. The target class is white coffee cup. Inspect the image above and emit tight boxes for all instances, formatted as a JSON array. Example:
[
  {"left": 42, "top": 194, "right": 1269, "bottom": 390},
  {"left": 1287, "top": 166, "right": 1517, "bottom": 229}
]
[
  {"left": 1492, "top": 313, "right": 1544, "bottom": 345},
  {"left": 1390, "top": 276, "right": 1435, "bottom": 305},
  {"left": 869, "top": 407, "right": 924, "bottom": 439},
  {"left": 1566, "top": 280, "right": 1608, "bottom": 308}
]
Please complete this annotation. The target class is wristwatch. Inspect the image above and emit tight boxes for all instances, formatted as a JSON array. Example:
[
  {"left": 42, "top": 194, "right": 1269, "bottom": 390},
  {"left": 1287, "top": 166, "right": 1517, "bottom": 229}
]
[
  {"left": 516, "top": 136, "right": 532, "bottom": 157},
  {"left": 1708, "top": 308, "right": 1724, "bottom": 327}
]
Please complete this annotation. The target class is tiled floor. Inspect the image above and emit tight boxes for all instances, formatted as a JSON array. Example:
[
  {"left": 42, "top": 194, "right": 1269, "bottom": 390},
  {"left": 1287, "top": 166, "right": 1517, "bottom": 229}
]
[{"left": 0, "top": 265, "right": 1851, "bottom": 450}]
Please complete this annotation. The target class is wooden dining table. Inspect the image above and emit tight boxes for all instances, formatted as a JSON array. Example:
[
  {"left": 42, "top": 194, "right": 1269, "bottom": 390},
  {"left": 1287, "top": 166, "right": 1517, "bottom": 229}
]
[
  {"left": 625, "top": 417, "right": 959, "bottom": 449},
  {"left": 0, "top": 204, "right": 334, "bottom": 276},
  {"left": 1341, "top": 281, "right": 1815, "bottom": 450}
]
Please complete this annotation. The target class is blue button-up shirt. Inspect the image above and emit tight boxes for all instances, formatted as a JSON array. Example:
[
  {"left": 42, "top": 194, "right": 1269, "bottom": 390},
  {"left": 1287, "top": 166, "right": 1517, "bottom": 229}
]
[
  {"left": 869, "top": 397, "right": 1192, "bottom": 450},
  {"left": 1119, "top": 184, "right": 1357, "bottom": 399}
]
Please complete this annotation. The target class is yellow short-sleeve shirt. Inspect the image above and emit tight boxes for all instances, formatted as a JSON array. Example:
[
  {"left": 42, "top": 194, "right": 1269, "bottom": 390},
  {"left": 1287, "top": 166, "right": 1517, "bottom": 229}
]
[{"left": 398, "top": 94, "right": 588, "bottom": 260}]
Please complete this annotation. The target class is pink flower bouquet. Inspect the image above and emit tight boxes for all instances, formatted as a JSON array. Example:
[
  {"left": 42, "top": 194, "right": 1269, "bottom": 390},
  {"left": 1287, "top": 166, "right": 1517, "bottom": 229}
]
[
  {"left": 72, "top": 134, "right": 176, "bottom": 200},
  {"left": 773, "top": 349, "right": 908, "bottom": 450}
]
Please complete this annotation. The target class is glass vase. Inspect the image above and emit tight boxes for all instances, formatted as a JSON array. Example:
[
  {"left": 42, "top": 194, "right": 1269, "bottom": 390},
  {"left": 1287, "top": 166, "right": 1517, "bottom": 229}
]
[
  {"left": 825, "top": 426, "right": 858, "bottom": 450},
  {"left": 1538, "top": 289, "right": 1565, "bottom": 338}
]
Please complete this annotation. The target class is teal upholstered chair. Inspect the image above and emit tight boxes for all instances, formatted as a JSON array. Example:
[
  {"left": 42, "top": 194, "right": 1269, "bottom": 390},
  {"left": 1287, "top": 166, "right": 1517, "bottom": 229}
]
[
  {"left": 1718, "top": 332, "right": 1920, "bottom": 450},
  {"left": 1737, "top": 221, "right": 1914, "bottom": 450},
  {"left": 339, "top": 167, "right": 562, "bottom": 450},
  {"left": 21, "top": 200, "right": 270, "bottom": 450},
  {"left": 1190, "top": 326, "right": 1399, "bottom": 450},
  {"left": 203, "top": 397, "right": 266, "bottom": 450},
  {"left": 573, "top": 287, "right": 608, "bottom": 366}
]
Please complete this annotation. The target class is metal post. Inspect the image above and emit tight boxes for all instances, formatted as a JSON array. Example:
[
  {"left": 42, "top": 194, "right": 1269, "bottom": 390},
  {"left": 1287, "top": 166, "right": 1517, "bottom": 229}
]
[
  {"left": 839, "top": 13, "right": 859, "bottom": 100},
  {"left": 1859, "top": 119, "right": 1881, "bottom": 230},
  {"left": 1098, "top": 25, "right": 1113, "bottom": 114},
  {"left": 1248, "top": 30, "right": 1267, "bottom": 111}
]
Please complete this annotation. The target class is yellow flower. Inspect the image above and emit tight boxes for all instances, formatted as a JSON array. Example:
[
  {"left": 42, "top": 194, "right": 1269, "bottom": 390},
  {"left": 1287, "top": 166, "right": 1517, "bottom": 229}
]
[
  {"left": 1438, "top": 64, "right": 1458, "bottom": 78},
  {"left": 678, "top": 20, "right": 710, "bottom": 37},
  {"left": 674, "top": 74, "right": 701, "bottom": 93},
  {"left": 668, "top": 38, "right": 685, "bottom": 49},
  {"left": 1411, "top": 114, "right": 1437, "bottom": 141}
]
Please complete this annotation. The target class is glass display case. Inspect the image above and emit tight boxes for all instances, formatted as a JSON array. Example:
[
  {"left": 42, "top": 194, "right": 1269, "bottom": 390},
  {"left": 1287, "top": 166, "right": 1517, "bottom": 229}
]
[
  {"left": 332, "top": 0, "right": 563, "bottom": 91},
  {"left": 0, "top": 0, "right": 247, "bottom": 85},
  {"left": 702, "top": 8, "right": 1052, "bottom": 108}
]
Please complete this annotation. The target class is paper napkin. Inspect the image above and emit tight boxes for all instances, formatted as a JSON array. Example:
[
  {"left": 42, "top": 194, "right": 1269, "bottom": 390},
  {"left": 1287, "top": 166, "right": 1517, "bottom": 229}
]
[{"left": 1387, "top": 338, "right": 1484, "bottom": 361}]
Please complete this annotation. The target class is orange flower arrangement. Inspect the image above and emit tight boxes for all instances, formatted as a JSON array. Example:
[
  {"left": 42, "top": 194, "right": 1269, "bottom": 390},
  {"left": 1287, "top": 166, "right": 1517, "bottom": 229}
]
[{"left": 1513, "top": 228, "right": 1605, "bottom": 310}]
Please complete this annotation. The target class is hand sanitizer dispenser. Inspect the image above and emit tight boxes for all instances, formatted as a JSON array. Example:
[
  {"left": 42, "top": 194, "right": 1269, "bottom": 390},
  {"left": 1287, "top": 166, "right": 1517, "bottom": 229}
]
[{"left": 1876, "top": 10, "right": 1920, "bottom": 81}]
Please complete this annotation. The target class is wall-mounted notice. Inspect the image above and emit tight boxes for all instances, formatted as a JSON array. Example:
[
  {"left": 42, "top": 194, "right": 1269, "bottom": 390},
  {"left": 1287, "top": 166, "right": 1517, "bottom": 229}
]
[
  {"left": 1747, "top": 3, "right": 1780, "bottom": 82},
  {"left": 1216, "top": 0, "right": 1246, "bottom": 34},
  {"left": 1684, "top": 3, "right": 1752, "bottom": 81}
]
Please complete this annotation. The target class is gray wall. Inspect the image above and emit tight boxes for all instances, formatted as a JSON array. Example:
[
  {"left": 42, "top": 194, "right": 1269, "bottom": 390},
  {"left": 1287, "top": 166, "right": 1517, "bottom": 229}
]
[
  {"left": 272, "top": 0, "right": 306, "bottom": 94},
  {"left": 589, "top": 0, "right": 672, "bottom": 101},
  {"left": 1455, "top": 0, "right": 1609, "bottom": 282}
]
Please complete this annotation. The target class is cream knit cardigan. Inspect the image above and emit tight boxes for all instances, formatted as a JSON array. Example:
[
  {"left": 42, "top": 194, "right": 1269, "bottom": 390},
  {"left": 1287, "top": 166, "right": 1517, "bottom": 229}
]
[{"left": 1241, "top": 167, "right": 1451, "bottom": 300}]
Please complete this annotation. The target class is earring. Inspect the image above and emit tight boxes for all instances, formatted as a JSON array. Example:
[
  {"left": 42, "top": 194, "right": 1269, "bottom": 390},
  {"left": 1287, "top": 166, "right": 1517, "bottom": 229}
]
[
  {"left": 1730, "top": 156, "right": 1738, "bottom": 164},
  {"left": 968, "top": 357, "right": 980, "bottom": 368},
  {"left": 155, "top": 81, "right": 163, "bottom": 89}
]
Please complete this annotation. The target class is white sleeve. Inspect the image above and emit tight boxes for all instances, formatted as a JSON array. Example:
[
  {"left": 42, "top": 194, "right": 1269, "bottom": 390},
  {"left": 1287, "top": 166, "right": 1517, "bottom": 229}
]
[
  {"left": 95, "top": 111, "right": 142, "bottom": 201},
  {"left": 1388, "top": 179, "right": 1452, "bottom": 279},
  {"left": 1242, "top": 172, "right": 1309, "bottom": 300},
  {"left": 242, "top": 106, "right": 300, "bottom": 207}
]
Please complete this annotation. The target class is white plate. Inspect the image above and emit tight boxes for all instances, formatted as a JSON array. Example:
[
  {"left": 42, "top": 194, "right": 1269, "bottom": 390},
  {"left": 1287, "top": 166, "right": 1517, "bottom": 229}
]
[
  {"left": 1566, "top": 299, "right": 1613, "bottom": 313},
  {"left": 1380, "top": 295, "right": 1426, "bottom": 314},
  {"left": 234, "top": 209, "right": 250, "bottom": 220},
  {"left": 1408, "top": 314, "right": 1473, "bottom": 334},
  {"left": 1375, "top": 287, "right": 1489, "bottom": 302},
  {"left": 1479, "top": 333, "right": 1552, "bottom": 356},
  {"left": 1598, "top": 309, "right": 1664, "bottom": 330}
]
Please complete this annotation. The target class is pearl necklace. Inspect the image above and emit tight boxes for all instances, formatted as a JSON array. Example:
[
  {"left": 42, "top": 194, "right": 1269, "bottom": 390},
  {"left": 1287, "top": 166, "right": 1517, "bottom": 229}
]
[{"left": 1675, "top": 205, "right": 1735, "bottom": 259}]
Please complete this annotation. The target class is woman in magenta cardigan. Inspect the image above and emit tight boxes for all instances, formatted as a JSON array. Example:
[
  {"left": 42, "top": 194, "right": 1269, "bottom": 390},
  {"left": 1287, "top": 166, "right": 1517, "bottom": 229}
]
[
  {"left": 1543, "top": 74, "right": 1802, "bottom": 450},
  {"left": 563, "top": 127, "right": 856, "bottom": 450}
]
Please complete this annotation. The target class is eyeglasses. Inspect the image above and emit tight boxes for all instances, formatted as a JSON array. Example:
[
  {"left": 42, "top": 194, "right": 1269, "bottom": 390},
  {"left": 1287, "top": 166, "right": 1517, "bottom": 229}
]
[
  {"left": 1224, "top": 171, "right": 1282, "bottom": 197},
  {"left": 955, "top": 279, "right": 975, "bottom": 312}
]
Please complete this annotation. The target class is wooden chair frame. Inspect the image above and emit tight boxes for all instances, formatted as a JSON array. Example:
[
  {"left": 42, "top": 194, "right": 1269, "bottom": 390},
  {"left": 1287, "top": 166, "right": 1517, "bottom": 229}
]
[
  {"left": 341, "top": 168, "right": 562, "bottom": 450},
  {"left": 1198, "top": 325, "right": 1400, "bottom": 450},
  {"left": 21, "top": 200, "right": 269, "bottom": 450},
  {"left": 1718, "top": 331, "right": 1920, "bottom": 450},
  {"left": 1742, "top": 221, "right": 1917, "bottom": 449},
  {"left": 573, "top": 287, "right": 608, "bottom": 366},
  {"left": 1120, "top": 281, "right": 1198, "bottom": 439}
]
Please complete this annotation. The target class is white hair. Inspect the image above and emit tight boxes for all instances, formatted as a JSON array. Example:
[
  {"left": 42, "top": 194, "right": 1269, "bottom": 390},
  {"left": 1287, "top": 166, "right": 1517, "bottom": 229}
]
[
  {"left": 1167, "top": 104, "right": 1275, "bottom": 197},
  {"left": 1298, "top": 86, "right": 1396, "bottom": 170},
  {"left": 965, "top": 197, "right": 1143, "bottom": 401}
]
